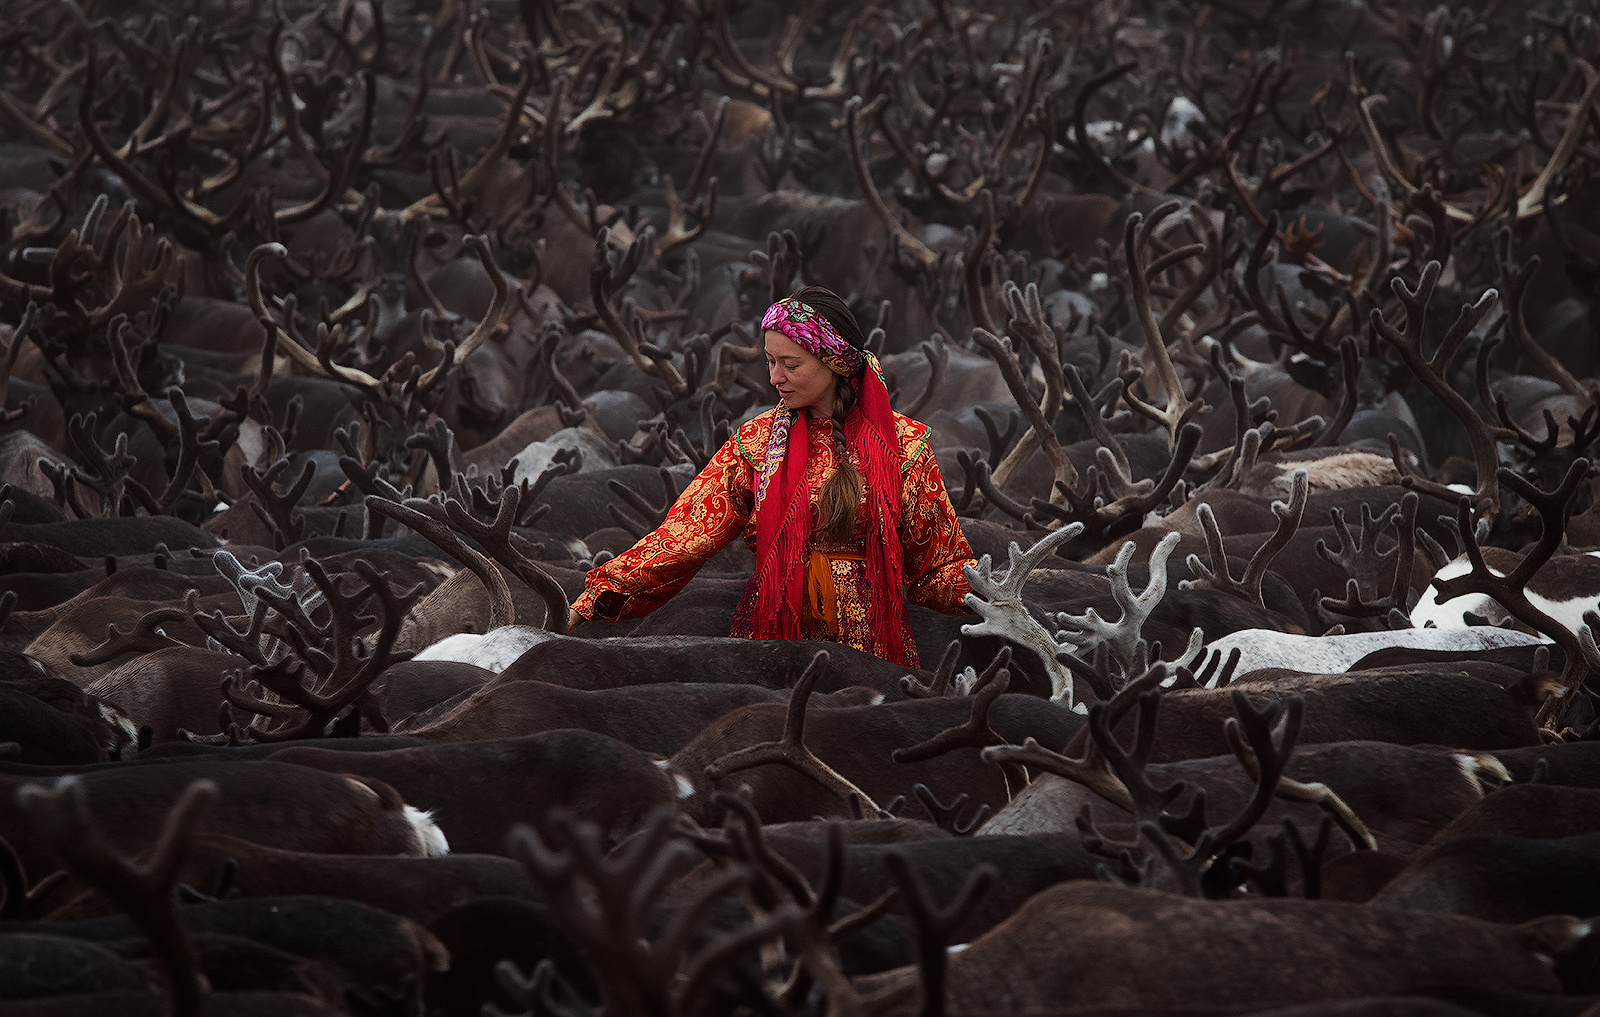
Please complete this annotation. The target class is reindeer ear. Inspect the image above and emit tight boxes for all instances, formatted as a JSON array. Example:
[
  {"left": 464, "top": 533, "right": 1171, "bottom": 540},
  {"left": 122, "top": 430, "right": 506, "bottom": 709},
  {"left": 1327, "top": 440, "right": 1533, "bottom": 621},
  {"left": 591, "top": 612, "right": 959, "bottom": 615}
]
[
  {"left": 1512, "top": 669, "right": 1571, "bottom": 710},
  {"left": 1514, "top": 914, "right": 1593, "bottom": 962}
]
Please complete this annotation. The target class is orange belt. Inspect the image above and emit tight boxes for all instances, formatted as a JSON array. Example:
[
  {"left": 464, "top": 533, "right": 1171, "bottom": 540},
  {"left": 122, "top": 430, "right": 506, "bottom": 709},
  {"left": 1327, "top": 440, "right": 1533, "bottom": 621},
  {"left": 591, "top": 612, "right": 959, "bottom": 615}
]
[{"left": 805, "top": 550, "right": 867, "bottom": 637}]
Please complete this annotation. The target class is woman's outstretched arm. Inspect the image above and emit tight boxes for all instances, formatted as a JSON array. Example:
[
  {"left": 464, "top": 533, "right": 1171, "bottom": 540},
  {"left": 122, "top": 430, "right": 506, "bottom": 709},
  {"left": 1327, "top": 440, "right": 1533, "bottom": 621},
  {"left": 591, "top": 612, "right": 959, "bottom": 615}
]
[
  {"left": 899, "top": 439, "right": 977, "bottom": 613},
  {"left": 571, "top": 438, "right": 755, "bottom": 623}
]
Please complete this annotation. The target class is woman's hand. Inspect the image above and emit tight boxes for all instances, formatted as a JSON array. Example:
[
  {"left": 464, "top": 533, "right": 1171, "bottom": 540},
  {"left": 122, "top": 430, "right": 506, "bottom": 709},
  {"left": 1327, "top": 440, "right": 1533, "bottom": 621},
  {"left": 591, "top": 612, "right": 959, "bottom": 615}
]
[{"left": 567, "top": 607, "right": 583, "bottom": 633}]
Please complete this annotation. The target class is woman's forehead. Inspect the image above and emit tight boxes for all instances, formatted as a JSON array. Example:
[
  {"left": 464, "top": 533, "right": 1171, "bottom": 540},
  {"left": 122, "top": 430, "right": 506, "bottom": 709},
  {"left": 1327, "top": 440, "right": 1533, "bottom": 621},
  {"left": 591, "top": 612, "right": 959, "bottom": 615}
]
[{"left": 764, "top": 331, "right": 815, "bottom": 359}]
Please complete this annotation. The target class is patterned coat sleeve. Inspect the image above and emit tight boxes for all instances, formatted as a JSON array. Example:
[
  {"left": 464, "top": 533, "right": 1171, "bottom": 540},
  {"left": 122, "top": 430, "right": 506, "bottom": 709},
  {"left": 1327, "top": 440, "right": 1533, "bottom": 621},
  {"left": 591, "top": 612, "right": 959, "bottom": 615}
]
[
  {"left": 571, "top": 436, "right": 754, "bottom": 622},
  {"left": 898, "top": 437, "right": 976, "bottom": 613}
]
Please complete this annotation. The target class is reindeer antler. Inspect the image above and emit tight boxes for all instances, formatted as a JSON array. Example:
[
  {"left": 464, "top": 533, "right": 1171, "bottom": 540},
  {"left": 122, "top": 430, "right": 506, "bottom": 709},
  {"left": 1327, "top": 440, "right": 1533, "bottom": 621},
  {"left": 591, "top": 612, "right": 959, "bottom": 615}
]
[
  {"left": 892, "top": 651, "right": 1027, "bottom": 799},
  {"left": 1370, "top": 262, "right": 1501, "bottom": 518},
  {"left": 705, "top": 651, "right": 890, "bottom": 818},
  {"left": 1434, "top": 460, "right": 1594, "bottom": 726},
  {"left": 1054, "top": 532, "right": 1187, "bottom": 680},
  {"left": 961, "top": 523, "right": 1093, "bottom": 707},
  {"left": 1181, "top": 470, "right": 1309, "bottom": 608}
]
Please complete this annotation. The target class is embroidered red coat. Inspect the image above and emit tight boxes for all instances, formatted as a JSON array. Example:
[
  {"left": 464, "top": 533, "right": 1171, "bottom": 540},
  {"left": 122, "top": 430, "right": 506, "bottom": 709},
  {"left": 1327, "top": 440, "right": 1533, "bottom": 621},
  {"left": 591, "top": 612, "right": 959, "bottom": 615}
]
[{"left": 571, "top": 407, "right": 976, "bottom": 665}]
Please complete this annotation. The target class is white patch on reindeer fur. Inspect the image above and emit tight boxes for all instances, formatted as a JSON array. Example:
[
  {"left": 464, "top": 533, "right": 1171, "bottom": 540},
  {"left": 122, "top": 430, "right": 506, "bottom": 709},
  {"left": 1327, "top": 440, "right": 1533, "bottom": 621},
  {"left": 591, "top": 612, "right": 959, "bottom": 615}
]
[
  {"left": 405, "top": 805, "right": 450, "bottom": 856},
  {"left": 413, "top": 626, "right": 558, "bottom": 673},
  {"left": 1161, "top": 96, "right": 1206, "bottom": 148},
  {"left": 947, "top": 943, "right": 971, "bottom": 955},
  {"left": 1413, "top": 556, "right": 1600, "bottom": 634},
  {"left": 1203, "top": 627, "right": 1546, "bottom": 676},
  {"left": 1453, "top": 753, "right": 1511, "bottom": 796},
  {"left": 1410, "top": 558, "right": 1503, "bottom": 629},
  {"left": 98, "top": 704, "right": 138, "bottom": 754},
  {"left": 653, "top": 759, "right": 696, "bottom": 799}
]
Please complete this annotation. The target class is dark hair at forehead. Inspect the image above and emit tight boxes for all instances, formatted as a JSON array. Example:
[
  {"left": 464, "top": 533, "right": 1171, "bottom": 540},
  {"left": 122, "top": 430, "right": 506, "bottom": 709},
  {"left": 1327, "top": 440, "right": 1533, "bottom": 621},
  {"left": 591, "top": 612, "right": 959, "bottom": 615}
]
[{"left": 789, "top": 286, "right": 865, "bottom": 351}]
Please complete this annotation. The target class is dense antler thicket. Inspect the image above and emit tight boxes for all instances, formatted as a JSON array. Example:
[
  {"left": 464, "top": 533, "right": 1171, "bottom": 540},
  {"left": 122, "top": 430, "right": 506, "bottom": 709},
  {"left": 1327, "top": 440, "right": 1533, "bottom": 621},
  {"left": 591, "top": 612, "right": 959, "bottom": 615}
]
[{"left": 4, "top": 0, "right": 1600, "bottom": 1012}]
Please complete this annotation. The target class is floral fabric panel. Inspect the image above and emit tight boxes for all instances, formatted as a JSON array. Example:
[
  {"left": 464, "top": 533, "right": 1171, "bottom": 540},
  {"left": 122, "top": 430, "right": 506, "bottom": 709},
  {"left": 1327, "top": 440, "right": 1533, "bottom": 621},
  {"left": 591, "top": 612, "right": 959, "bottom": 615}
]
[{"left": 573, "top": 408, "right": 978, "bottom": 638}]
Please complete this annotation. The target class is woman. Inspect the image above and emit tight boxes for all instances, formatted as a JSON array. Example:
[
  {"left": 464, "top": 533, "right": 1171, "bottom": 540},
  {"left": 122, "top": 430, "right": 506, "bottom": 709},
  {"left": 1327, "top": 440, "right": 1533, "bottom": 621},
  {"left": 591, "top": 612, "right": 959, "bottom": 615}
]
[{"left": 567, "top": 287, "right": 975, "bottom": 667}]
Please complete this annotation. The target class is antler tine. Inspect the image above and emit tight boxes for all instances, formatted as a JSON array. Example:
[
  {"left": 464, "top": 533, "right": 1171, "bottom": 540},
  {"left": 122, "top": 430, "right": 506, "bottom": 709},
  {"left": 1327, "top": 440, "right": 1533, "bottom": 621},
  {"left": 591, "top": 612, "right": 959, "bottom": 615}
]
[
  {"left": 1318, "top": 493, "right": 1421, "bottom": 622},
  {"left": 963, "top": 453, "right": 1036, "bottom": 523},
  {"left": 717, "top": 791, "right": 897, "bottom": 1005},
  {"left": 913, "top": 784, "right": 991, "bottom": 837},
  {"left": 880, "top": 851, "right": 996, "bottom": 1017},
  {"left": 1496, "top": 231, "right": 1596, "bottom": 399},
  {"left": 964, "top": 521, "right": 1081, "bottom": 603},
  {"left": 1182, "top": 469, "right": 1308, "bottom": 607},
  {"left": 607, "top": 471, "right": 678, "bottom": 536},
  {"left": 1033, "top": 422, "right": 1203, "bottom": 537},
  {"left": 1225, "top": 707, "right": 1379, "bottom": 853},
  {"left": 244, "top": 242, "right": 385, "bottom": 392},
  {"left": 1517, "top": 58, "right": 1600, "bottom": 218},
  {"left": 900, "top": 639, "right": 961, "bottom": 698},
  {"left": 969, "top": 314, "right": 1076, "bottom": 493},
  {"left": 590, "top": 226, "right": 691, "bottom": 399},
  {"left": 0, "top": 830, "right": 62, "bottom": 921},
  {"left": 218, "top": 557, "right": 421, "bottom": 741},
  {"left": 106, "top": 318, "right": 179, "bottom": 444},
  {"left": 492, "top": 958, "right": 570, "bottom": 1017},
  {"left": 894, "top": 654, "right": 1028, "bottom": 798},
  {"left": 1282, "top": 814, "right": 1335, "bottom": 898},
  {"left": 210, "top": 550, "right": 295, "bottom": 617},
  {"left": 68, "top": 598, "right": 195, "bottom": 667},
  {"left": 1578, "top": 610, "right": 1600, "bottom": 677},
  {"left": 1063, "top": 363, "right": 1131, "bottom": 479},
  {"left": 0, "top": 304, "right": 40, "bottom": 425},
  {"left": 239, "top": 451, "right": 314, "bottom": 549},
  {"left": 897, "top": 338, "right": 949, "bottom": 419},
  {"left": 1208, "top": 692, "right": 1302, "bottom": 850},
  {"left": 785, "top": 823, "right": 867, "bottom": 1008},
  {"left": 194, "top": 600, "right": 272, "bottom": 666},
  {"left": 507, "top": 805, "right": 791, "bottom": 1017},
  {"left": 154, "top": 390, "right": 220, "bottom": 514},
  {"left": 716, "top": 791, "right": 817, "bottom": 910},
  {"left": 1090, "top": 692, "right": 1188, "bottom": 823},
  {"left": 1136, "top": 692, "right": 1301, "bottom": 896},
  {"left": 1315, "top": 500, "right": 1402, "bottom": 600},
  {"left": 417, "top": 235, "right": 511, "bottom": 389},
  {"left": 982, "top": 732, "right": 1135, "bottom": 814},
  {"left": 706, "top": 651, "right": 891, "bottom": 818},
  {"left": 17, "top": 777, "right": 217, "bottom": 1017},
  {"left": 1313, "top": 337, "right": 1362, "bottom": 447}
]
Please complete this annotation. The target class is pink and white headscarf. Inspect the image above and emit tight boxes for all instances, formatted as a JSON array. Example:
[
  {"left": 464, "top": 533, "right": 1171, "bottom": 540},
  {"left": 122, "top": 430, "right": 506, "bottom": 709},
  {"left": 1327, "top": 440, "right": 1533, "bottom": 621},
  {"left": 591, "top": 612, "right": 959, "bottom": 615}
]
[{"left": 761, "top": 297, "right": 884, "bottom": 382}]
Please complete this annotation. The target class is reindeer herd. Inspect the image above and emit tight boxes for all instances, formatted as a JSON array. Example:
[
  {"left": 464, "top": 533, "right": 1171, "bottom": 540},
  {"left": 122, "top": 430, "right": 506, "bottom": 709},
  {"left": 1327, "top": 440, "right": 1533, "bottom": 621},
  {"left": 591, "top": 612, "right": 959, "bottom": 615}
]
[{"left": 1, "top": 0, "right": 1600, "bottom": 1013}]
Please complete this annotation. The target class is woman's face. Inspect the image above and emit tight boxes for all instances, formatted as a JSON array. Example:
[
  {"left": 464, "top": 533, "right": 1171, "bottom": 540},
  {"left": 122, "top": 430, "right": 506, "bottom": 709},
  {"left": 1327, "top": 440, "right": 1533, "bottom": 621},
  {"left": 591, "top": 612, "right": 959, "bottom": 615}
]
[{"left": 765, "top": 330, "right": 836, "bottom": 413}]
